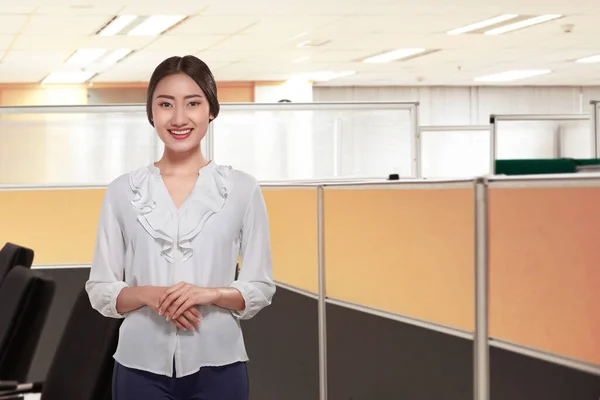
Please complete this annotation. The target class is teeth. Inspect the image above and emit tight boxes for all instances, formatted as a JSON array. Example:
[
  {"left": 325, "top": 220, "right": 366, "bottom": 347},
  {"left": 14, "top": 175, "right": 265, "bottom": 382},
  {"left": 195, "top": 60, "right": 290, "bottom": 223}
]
[{"left": 170, "top": 129, "right": 191, "bottom": 135}]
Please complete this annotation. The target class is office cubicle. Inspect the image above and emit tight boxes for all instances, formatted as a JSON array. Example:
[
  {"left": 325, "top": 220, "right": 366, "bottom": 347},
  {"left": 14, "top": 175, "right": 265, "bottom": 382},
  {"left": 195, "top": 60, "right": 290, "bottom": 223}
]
[
  {"left": 1, "top": 175, "right": 599, "bottom": 400},
  {"left": 489, "top": 114, "right": 594, "bottom": 174},
  {"left": 0, "top": 101, "right": 419, "bottom": 185},
  {"left": 418, "top": 125, "right": 491, "bottom": 178},
  {"left": 1, "top": 102, "right": 599, "bottom": 400}
]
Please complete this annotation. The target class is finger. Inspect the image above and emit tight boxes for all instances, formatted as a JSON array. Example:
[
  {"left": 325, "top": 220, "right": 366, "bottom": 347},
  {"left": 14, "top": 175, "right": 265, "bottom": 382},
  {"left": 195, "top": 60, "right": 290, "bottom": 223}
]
[
  {"left": 172, "top": 298, "right": 197, "bottom": 320},
  {"left": 172, "top": 319, "right": 186, "bottom": 330},
  {"left": 189, "top": 307, "right": 202, "bottom": 318},
  {"left": 180, "top": 312, "right": 198, "bottom": 330},
  {"left": 183, "top": 310, "right": 201, "bottom": 327},
  {"left": 158, "top": 283, "right": 186, "bottom": 307},
  {"left": 159, "top": 289, "right": 186, "bottom": 315},
  {"left": 166, "top": 291, "right": 190, "bottom": 318}
]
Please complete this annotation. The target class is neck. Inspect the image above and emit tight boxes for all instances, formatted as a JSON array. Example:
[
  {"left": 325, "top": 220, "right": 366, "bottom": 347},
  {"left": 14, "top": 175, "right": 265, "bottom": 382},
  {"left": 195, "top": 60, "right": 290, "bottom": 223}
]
[{"left": 156, "top": 146, "right": 208, "bottom": 176}]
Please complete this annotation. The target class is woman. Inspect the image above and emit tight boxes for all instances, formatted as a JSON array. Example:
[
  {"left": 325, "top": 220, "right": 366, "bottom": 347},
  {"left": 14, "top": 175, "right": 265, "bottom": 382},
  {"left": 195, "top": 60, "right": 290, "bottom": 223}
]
[{"left": 86, "top": 55, "right": 275, "bottom": 400}]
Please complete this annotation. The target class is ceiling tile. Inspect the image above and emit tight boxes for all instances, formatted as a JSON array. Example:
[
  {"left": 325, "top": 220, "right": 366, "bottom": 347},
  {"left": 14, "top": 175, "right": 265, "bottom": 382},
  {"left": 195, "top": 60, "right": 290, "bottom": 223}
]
[
  {"left": 0, "top": 35, "right": 13, "bottom": 50},
  {"left": 0, "top": 68, "right": 48, "bottom": 83},
  {"left": 11, "top": 35, "right": 87, "bottom": 51},
  {"left": 83, "top": 35, "right": 156, "bottom": 50},
  {"left": 35, "top": 4, "right": 124, "bottom": 16},
  {"left": 1, "top": 50, "right": 71, "bottom": 66},
  {"left": 118, "top": 4, "right": 209, "bottom": 15},
  {"left": 144, "top": 34, "right": 228, "bottom": 52},
  {"left": 0, "top": 15, "right": 28, "bottom": 34},
  {"left": 22, "top": 15, "right": 110, "bottom": 35},
  {"left": 168, "top": 15, "right": 259, "bottom": 35},
  {"left": 0, "top": 5, "right": 36, "bottom": 14}
]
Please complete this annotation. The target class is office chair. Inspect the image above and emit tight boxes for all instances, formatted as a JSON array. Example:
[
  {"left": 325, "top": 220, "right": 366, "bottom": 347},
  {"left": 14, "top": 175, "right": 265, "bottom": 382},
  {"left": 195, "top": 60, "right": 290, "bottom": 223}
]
[
  {"left": 0, "top": 266, "right": 55, "bottom": 382},
  {"left": 0, "top": 287, "right": 121, "bottom": 400},
  {"left": 0, "top": 242, "right": 35, "bottom": 284}
]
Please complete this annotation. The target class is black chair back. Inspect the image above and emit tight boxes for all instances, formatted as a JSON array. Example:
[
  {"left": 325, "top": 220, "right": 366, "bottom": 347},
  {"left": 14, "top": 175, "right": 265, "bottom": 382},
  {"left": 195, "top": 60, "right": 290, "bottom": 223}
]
[
  {"left": 40, "top": 288, "right": 121, "bottom": 400},
  {"left": 0, "top": 266, "right": 55, "bottom": 381},
  {"left": 0, "top": 242, "right": 34, "bottom": 284}
]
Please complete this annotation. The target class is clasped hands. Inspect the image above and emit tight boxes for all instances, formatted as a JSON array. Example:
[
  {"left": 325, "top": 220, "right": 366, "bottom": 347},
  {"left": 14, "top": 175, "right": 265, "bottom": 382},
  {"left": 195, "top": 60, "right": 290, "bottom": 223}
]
[{"left": 153, "top": 282, "right": 220, "bottom": 332}]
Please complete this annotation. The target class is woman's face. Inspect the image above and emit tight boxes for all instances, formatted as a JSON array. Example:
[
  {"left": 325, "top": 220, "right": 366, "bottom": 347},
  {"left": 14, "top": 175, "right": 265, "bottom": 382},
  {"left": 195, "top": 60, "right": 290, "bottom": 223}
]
[{"left": 151, "top": 73, "right": 213, "bottom": 154}]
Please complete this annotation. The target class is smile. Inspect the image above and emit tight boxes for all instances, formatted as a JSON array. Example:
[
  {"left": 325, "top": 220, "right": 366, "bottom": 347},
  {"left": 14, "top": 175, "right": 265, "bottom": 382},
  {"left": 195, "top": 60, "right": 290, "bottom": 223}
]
[{"left": 169, "top": 129, "right": 192, "bottom": 140}]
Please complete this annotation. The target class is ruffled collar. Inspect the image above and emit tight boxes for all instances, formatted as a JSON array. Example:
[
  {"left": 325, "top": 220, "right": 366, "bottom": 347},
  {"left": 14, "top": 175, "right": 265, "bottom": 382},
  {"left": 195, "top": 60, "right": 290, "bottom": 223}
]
[{"left": 128, "top": 161, "right": 232, "bottom": 264}]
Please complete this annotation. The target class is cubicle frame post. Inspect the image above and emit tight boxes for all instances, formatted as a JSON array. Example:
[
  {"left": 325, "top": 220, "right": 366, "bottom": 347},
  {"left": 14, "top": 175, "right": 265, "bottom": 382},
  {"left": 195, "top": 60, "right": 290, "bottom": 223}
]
[
  {"left": 474, "top": 177, "right": 490, "bottom": 400},
  {"left": 206, "top": 122, "right": 215, "bottom": 161},
  {"left": 411, "top": 103, "right": 421, "bottom": 178},
  {"left": 489, "top": 116, "right": 497, "bottom": 175},
  {"left": 592, "top": 101, "right": 599, "bottom": 158},
  {"left": 317, "top": 185, "right": 328, "bottom": 400}
]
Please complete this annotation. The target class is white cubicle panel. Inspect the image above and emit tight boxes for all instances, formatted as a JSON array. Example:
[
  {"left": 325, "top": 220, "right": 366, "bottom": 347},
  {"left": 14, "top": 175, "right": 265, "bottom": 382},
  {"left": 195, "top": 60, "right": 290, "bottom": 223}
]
[
  {"left": 0, "top": 102, "right": 418, "bottom": 185},
  {"left": 0, "top": 106, "right": 157, "bottom": 185},
  {"left": 491, "top": 116, "right": 593, "bottom": 165},
  {"left": 211, "top": 102, "right": 417, "bottom": 181},
  {"left": 419, "top": 126, "right": 490, "bottom": 178}
]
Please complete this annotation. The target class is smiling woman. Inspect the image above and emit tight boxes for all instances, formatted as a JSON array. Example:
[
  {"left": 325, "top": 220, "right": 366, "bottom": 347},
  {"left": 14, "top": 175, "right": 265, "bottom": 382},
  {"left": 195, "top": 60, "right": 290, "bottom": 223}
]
[{"left": 85, "top": 55, "right": 275, "bottom": 400}]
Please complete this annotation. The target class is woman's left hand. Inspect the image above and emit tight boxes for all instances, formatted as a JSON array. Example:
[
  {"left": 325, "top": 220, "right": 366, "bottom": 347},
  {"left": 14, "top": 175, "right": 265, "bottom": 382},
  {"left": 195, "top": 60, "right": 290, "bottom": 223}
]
[{"left": 157, "top": 282, "right": 220, "bottom": 321}]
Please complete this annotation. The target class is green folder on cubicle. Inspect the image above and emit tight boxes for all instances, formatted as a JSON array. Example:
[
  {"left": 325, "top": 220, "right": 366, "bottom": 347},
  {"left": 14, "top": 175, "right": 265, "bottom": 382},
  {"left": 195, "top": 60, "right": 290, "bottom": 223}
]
[{"left": 495, "top": 158, "right": 600, "bottom": 175}]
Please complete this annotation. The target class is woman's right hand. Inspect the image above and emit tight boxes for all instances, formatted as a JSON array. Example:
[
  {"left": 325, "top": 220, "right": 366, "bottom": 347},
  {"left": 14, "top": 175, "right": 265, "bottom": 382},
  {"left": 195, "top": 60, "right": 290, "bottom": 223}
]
[{"left": 142, "top": 287, "right": 202, "bottom": 331}]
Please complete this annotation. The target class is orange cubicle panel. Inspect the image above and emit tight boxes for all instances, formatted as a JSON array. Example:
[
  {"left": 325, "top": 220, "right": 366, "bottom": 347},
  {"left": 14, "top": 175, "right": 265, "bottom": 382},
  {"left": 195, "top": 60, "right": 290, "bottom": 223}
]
[
  {"left": 0, "top": 188, "right": 105, "bottom": 265},
  {"left": 262, "top": 187, "right": 319, "bottom": 294},
  {"left": 324, "top": 185, "right": 475, "bottom": 332},
  {"left": 489, "top": 185, "right": 600, "bottom": 365},
  {"left": 0, "top": 187, "right": 319, "bottom": 294}
]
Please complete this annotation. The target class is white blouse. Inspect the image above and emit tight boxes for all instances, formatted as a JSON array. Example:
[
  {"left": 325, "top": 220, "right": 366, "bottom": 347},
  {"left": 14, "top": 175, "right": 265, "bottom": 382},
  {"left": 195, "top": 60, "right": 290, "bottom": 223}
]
[{"left": 85, "top": 161, "right": 275, "bottom": 378}]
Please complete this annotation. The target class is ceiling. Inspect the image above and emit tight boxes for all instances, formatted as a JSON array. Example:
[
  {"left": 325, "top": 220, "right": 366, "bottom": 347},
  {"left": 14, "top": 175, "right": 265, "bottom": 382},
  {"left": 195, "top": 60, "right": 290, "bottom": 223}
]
[{"left": 0, "top": 0, "right": 599, "bottom": 86}]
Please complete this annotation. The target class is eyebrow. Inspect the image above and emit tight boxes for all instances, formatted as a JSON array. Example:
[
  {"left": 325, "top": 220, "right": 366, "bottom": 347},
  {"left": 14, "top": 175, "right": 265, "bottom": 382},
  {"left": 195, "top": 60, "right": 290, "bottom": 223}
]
[{"left": 156, "top": 94, "right": 204, "bottom": 100}]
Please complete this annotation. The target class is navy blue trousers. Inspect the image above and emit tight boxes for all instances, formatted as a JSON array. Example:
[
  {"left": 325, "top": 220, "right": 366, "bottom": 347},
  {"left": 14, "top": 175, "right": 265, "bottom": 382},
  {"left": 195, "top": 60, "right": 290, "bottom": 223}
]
[{"left": 112, "top": 360, "right": 249, "bottom": 400}]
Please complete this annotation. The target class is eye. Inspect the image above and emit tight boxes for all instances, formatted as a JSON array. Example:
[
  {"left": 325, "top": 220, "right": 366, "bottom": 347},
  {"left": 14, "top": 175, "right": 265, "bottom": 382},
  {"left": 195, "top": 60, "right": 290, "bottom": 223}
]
[
  {"left": 159, "top": 102, "right": 172, "bottom": 108},
  {"left": 188, "top": 101, "right": 200, "bottom": 107}
]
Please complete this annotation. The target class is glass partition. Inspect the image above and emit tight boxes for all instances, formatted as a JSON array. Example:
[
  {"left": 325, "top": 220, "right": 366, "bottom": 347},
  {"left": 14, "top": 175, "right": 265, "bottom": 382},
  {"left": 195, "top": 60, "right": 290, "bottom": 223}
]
[
  {"left": 211, "top": 102, "right": 417, "bottom": 181},
  {"left": 419, "top": 125, "right": 490, "bottom": 178},
  {"left": 490, "top": 115, "right": 593, "bottom": 172},
  {"left": 0, "top": 102, "right": 417, "bottom": 185},
  {"left": 0, "top": 106, "right": 157, "bottom": 185}
]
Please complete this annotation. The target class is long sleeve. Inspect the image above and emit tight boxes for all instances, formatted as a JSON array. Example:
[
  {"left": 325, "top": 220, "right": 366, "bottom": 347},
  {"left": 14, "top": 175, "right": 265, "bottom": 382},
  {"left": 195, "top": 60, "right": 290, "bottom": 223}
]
[
  {"left": 85, "top": 187, "right": 129, "bottom": 318},
  {"left": 230, "top": 184, "right": 276, "bottom": 320}
]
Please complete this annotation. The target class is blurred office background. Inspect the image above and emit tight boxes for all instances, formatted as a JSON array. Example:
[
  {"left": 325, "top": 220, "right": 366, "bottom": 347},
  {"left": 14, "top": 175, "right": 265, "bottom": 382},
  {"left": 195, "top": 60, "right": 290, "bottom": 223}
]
[{"left": 0, "top": 1, "right": 599, "bottom": 399}]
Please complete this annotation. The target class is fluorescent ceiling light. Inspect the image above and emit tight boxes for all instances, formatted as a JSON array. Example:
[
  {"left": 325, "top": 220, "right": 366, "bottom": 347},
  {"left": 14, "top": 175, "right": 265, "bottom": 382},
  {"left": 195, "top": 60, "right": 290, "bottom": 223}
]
[
  {"left": 66, "top": 49, "right": 107, "bottom": 66},
  {"left": 363, "top": 48, "right": 427, "bottom": 63},
  {"left": 474, "top": 69, "right": 551, "bottom": 82},
  {"left": 447, "top": 15, "right": 518, "bottom": 35},
  {"left": 485, "top": 14, "right": 562, "bottom": 35},
  {"left": 128, "top": 15, "right": 186, "bottom": 36},
  {"left": 576, "top": 54, "right": 600, "bottom": 63},
  {"left": 42, "top": 70, "right": 96, "bottom": 84},
  {"left": 99, "top": 15, "right": 138, "bottom": 36},
  {"left": 102, "top": 49, "right": 133, "bottom": 65}
]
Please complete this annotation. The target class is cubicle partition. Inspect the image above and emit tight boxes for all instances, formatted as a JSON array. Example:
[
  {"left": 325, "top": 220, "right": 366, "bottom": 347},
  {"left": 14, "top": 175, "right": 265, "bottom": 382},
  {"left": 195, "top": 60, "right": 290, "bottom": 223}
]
[
  {"left": 418, "top": 125, "right": 491, "bottom": 178},
  {"left": 490, "top": 114, "right": 593, "bottom": 174},
  {"left": 0, "top": 101, "right": 419, "bottom": 185},
  {"left": 2, "top": 174, "right": 599, "bottom": 400}
]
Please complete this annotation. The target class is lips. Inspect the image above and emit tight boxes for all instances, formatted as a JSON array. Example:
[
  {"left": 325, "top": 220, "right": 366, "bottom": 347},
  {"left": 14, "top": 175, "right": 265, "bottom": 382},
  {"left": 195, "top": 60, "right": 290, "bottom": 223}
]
[{"left": 169, "top": 128, "right": 192, "bottom": 140}]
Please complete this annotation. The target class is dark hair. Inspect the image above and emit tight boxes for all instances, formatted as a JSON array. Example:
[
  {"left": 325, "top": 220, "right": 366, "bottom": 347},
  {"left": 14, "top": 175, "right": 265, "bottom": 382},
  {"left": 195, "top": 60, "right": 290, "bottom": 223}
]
[{"left": 146, "top": 55, "right": 220, "bottom": 126}]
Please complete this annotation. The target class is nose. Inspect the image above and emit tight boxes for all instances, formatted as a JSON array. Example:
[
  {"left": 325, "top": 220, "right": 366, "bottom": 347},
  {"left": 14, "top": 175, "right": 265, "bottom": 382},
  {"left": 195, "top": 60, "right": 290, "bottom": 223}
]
[{"left": 171, "top": 104, "right": 187, "bottom": 126}]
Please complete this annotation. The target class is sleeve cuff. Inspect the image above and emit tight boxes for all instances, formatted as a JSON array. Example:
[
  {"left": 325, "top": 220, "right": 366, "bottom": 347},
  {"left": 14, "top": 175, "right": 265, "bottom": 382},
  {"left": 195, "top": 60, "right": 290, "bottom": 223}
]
[
  {"left": 229, "top": 281, "right": 259, "bottom": 320},
  {"left": 106, "top": 281, "right": 130, "bottom": 319}
]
